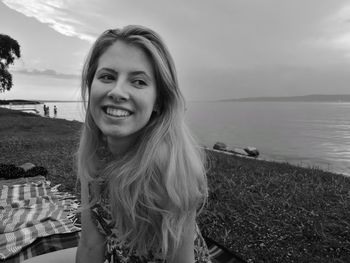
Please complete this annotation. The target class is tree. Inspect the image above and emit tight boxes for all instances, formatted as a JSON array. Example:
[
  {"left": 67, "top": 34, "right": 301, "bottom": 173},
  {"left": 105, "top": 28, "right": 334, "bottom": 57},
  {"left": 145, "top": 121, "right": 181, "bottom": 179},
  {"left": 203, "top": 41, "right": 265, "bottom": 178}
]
[{"left": 0, "top": 34, "right": 21, "bottom": 93}]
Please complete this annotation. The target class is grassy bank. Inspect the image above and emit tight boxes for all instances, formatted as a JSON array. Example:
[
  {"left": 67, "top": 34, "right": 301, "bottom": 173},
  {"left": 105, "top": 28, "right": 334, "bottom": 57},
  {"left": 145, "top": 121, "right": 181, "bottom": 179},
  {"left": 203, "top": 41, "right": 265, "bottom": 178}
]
[{"left": 0, "top": 107, "right": 349, "bottom": 263}]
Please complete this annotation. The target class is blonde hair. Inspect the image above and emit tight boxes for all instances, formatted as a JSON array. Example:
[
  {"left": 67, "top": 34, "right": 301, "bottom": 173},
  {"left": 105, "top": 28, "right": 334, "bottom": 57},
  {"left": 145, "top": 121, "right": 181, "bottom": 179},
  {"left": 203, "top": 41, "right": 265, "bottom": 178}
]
[{"left": 77, "top": 25, "right": 207, "bottom": 259}]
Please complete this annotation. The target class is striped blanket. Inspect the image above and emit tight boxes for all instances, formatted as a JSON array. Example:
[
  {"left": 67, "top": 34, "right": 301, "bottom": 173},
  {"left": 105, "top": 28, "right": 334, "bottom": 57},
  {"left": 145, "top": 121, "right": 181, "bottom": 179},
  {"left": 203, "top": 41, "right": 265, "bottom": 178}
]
[
  {"left": 0, "top": 176, "right": 246, "bottom": 263},
  {"left": 2, "top": 232, "right": 81, "bottom": 263},
  {"left": 0, "top": 176, "right": 81, "bottom": 260}
]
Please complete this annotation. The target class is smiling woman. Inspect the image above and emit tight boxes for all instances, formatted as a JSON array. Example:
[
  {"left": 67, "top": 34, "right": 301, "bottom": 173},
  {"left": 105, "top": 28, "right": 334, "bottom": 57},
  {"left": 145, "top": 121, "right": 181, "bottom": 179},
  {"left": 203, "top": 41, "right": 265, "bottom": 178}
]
[
  {"left": 89, "top": 41, "right": 157, "bottom": 153},
  {"left": 72, "top": 25, "right": 211, "bottom": 263}
]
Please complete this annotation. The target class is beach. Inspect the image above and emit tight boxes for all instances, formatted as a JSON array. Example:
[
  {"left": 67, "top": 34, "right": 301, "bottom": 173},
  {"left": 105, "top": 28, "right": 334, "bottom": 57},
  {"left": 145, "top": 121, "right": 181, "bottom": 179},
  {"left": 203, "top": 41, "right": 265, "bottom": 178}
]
[{"left": 0, "top": 107, "right": 349, "bottom": 262}]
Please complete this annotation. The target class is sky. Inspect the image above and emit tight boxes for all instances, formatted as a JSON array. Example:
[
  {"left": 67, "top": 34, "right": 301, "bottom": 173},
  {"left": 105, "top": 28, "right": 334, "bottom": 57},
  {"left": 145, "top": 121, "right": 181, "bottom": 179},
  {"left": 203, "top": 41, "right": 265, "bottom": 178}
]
[{"left": 1, "top": 0, "right": 350, "bottom": 101}]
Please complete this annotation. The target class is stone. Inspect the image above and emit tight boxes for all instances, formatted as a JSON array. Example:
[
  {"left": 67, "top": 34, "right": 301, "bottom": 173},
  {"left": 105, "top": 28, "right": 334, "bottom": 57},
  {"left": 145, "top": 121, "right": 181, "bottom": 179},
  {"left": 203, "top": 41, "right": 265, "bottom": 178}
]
[
  {"left": 244, "top": 147, "right": 259, "bottom": 157},
  {"left": 213, "top": 142, "right": 227, "bottom": 151}
]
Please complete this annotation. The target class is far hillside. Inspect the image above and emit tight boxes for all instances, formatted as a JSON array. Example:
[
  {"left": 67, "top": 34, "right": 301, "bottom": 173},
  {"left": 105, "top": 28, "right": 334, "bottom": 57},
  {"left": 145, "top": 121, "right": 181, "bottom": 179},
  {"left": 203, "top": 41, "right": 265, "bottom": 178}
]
[
  {"left": 0, "top": 100, "right": 40, "bottom": 105},
  {"left": 221, "top": 94, "right": 350, "bottom": 102}
]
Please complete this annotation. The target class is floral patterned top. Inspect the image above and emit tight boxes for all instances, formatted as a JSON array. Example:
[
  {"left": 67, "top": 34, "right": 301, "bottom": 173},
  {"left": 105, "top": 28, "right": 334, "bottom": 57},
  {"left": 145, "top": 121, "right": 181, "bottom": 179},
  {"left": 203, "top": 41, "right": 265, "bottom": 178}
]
[{"left": 89, "top": 183, "right": 212, "bottom": 263}]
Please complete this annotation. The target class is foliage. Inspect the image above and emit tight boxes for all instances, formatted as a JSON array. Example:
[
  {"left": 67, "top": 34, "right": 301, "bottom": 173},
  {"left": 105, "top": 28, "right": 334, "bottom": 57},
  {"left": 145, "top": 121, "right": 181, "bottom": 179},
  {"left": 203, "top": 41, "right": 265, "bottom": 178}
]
[{"left": 0, "top": 34, "right": 21, "bottom": 93}]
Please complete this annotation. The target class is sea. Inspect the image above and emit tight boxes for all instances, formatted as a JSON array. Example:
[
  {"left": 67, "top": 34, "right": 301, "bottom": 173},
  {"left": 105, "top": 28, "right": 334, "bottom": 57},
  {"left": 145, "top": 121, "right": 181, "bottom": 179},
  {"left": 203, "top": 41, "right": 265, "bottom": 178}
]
[{"left": 8, "top": 101, "right": 350, "bottom": 176}]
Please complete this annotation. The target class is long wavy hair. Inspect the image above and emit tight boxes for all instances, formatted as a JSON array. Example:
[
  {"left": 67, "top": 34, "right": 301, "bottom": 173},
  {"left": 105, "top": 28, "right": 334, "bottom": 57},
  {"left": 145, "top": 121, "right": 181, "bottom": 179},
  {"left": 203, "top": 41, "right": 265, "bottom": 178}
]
[{"left": 77, "top": 25, "right": 208, "bottom": 259}]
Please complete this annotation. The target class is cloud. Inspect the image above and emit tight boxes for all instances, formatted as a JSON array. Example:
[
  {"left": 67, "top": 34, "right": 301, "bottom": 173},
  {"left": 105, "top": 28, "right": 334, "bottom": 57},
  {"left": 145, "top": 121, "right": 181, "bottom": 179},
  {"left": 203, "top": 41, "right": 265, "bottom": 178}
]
[
  {"left": 2, "top": 0, "right": 96, "bottom": 42},
  {"left": 310, "top": 3, "right": 350, "bottom": 57},
  {"left": 332, "top": 33, "right": 350, "bottom": 51},
  {"left": 179, "top": 65, "right": 350, "bottom": 100},
  {"left": 3, "top": 0, "right": 350, "bottom": 79},
  {"left": 14, "top": 68, "right": 79, "bottom": 79},
  {"left": 329, "top": 5, "right": 350, "bottom": 52}
]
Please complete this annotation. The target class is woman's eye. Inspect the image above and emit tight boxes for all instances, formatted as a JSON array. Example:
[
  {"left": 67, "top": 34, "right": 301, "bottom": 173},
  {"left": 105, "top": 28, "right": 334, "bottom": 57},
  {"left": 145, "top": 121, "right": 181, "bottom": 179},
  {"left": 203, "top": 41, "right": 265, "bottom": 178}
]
[
  {"left": 133, "top": 79, "right": 147, "bottom": 86},
  {"left": 98, "top": 74, "right": 114, "bottom": 82}
]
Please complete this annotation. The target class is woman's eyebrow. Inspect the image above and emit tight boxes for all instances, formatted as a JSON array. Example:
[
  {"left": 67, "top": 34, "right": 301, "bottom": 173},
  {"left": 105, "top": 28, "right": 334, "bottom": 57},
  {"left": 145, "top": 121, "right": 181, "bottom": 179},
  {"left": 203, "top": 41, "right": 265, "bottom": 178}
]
[
  {"left": 96, "top": 68, "right": 117, "bottom": 74},
  {"left": 129, "top": 71, "right": 152, "bottom": 80},
  {"left": 97, "top": 68, "right": 151, "bottom": 79}
]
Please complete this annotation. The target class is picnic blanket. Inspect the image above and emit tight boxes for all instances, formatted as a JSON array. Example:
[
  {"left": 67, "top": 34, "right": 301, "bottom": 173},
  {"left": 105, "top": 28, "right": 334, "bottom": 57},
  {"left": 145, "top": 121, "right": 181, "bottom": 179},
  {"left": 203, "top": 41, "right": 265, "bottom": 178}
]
[
  {"left": 3, "top": 233, "right": 246, "bottom": 263},
  {"left": 205, "top": 236, "right": 246, "bottom": 263},
  {"left": 2, "top": 232, "right": 80, "bottom": 263},
  {"left": 0, "top": 176, "right": 81, "bottom": 260},
  {"left": 0, "top": 176, "right": 246, "bottom": 263}
]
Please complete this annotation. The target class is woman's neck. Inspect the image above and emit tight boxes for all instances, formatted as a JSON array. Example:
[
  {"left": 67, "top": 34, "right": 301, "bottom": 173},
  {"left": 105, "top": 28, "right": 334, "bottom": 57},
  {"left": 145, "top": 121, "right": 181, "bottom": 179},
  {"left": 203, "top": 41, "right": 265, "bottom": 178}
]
[{"left": 106, "top": 135, "right": 137, "bottom": 158}]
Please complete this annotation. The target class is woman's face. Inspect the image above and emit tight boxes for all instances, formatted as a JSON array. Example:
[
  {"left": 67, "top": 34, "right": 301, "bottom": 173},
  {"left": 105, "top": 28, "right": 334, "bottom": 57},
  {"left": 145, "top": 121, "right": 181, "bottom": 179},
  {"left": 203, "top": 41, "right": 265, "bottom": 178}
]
[{"left": 89, "top": 41, "right": 157, "bottom": 147}]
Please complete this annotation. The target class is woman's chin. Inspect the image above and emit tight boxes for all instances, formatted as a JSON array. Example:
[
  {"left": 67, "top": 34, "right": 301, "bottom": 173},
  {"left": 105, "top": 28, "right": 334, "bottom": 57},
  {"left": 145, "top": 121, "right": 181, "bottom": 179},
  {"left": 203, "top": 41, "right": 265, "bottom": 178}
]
[{"left": 103, "top": 129, "right": 127, "bottom": 139}]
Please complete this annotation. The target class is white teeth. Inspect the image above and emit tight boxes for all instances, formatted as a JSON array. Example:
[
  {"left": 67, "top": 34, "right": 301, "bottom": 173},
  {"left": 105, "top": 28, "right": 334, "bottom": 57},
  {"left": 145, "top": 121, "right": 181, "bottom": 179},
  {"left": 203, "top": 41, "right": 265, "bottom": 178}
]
[{"left": 106, "top": 107, "right": 131, "bottom": 117}]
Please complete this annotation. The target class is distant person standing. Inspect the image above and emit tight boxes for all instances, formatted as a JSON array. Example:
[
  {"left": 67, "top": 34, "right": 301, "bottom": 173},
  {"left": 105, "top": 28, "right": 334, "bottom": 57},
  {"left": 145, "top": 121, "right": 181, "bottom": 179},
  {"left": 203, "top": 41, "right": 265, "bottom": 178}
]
[
  {"left": 43, "top": 104, "right": 47, "bottom": 116},
  {"left": 54, "top": 105, "right": 57, "bottom": 117}
]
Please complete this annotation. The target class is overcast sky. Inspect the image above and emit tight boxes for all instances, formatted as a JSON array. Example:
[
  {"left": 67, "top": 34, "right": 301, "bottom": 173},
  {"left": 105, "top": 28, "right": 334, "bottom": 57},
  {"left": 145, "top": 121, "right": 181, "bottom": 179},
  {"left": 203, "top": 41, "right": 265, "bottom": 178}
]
[{"left": 1, "top": 0, "right": 350, "bottom": 101}]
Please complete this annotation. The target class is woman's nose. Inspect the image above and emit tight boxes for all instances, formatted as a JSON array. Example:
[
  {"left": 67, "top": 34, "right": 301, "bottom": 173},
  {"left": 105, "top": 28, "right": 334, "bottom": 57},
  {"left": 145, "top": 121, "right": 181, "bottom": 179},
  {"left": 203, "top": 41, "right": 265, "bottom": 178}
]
[{"left": 107, "top": 80, "right": 129, "bottom": 102}]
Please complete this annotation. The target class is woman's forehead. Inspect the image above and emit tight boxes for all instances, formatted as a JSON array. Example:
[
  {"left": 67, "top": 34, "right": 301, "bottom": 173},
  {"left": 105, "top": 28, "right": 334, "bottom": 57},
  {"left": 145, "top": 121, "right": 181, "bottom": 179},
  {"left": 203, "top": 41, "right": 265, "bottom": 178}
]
[{"left": 96, "top": 41, "right": 153, "bottom": 73}]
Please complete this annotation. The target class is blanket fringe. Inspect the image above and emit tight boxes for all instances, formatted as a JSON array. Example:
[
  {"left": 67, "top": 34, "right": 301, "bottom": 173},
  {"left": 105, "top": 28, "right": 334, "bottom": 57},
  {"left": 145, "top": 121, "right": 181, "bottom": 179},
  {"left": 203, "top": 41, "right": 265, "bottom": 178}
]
[{"left": 51, "top": 184, "right": 81, "bottom": 229}]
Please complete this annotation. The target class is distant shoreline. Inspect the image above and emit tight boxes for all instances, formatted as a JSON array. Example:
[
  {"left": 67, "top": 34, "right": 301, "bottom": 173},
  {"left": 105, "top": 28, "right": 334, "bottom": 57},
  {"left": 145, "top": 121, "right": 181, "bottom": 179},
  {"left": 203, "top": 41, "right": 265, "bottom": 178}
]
[
  {"left": 0, "top": 99, "right": 41, "bottom": 105},
  {"left": 39, "top": 100, "right": 83, "bottom": 103},
  {"left": 0, "top": 100, "right": 83, "bottom": 105},
  {"left": 218, "top": 94, "right": 350, "bottom": 102},
  {"left": 2, "top": 94, "right": 350, "bottom": 104}
]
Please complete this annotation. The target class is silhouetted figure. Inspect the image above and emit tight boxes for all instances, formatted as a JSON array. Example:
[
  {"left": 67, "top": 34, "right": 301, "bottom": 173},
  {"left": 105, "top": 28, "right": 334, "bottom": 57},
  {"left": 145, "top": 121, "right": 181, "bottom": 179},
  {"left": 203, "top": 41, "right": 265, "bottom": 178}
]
[
  {"left": 43, "top": 104, "right": 50, "bottom": 117},
  {"left": 54, "top": 105, "right": 57, "bottom": 117}
]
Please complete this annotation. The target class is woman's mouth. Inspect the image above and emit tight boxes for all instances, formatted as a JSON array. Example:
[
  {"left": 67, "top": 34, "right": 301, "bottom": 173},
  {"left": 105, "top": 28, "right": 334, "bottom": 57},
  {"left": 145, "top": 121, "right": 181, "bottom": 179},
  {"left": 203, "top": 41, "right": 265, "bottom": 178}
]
[{"left": 103, "top": 107, "right": 133, "bottom": 117}]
